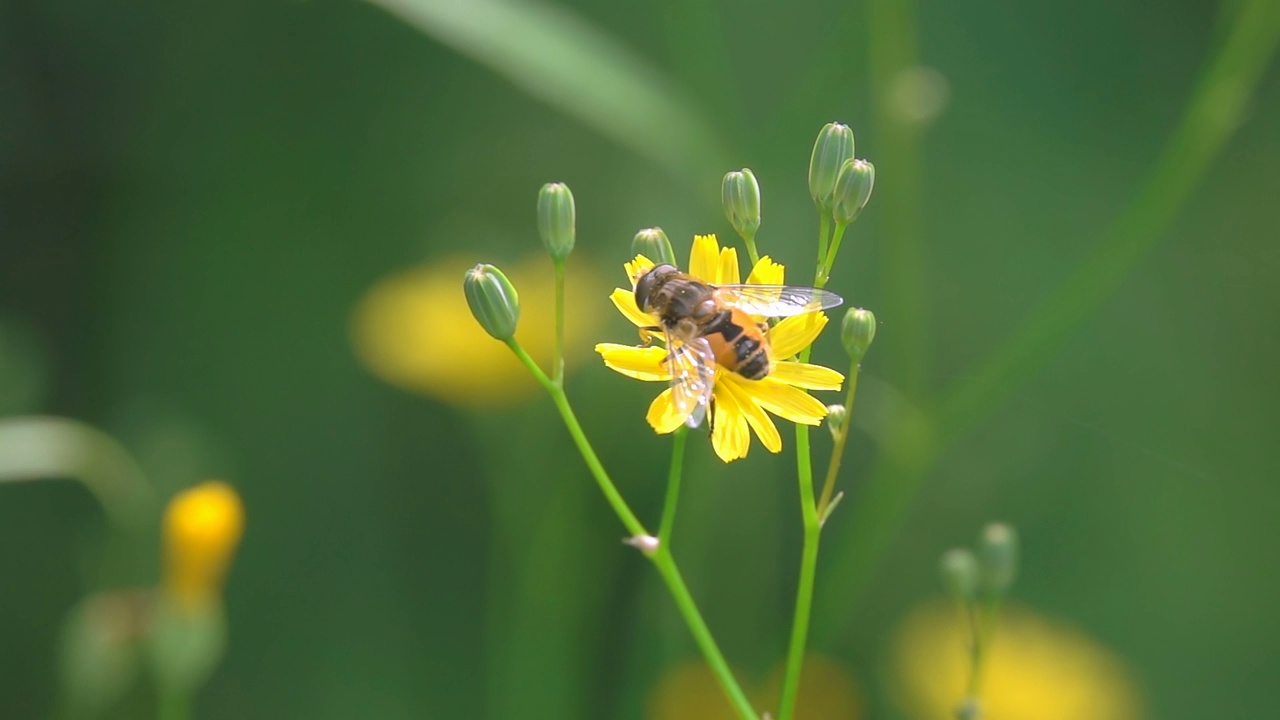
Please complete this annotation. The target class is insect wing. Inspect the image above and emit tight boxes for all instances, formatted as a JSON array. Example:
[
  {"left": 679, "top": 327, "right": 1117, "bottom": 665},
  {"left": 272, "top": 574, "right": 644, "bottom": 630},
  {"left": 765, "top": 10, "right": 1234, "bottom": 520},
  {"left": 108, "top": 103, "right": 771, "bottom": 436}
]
[
  {"left": 714, "top": 284, "right": 843, "bottom": 317},
  {"left": 664, "top": 332, "right": 715, "bottom": 429}
]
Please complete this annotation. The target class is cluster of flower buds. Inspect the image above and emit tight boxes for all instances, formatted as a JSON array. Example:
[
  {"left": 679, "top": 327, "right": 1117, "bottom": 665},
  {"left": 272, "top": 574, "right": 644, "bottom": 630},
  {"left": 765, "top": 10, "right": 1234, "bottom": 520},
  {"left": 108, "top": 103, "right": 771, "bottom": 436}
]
[
  {"left": 809, "top": 122, "right": 875, "bottom": 225},
  {"left": 940, "top": 522, "right": 1020, "bottom": 604}
]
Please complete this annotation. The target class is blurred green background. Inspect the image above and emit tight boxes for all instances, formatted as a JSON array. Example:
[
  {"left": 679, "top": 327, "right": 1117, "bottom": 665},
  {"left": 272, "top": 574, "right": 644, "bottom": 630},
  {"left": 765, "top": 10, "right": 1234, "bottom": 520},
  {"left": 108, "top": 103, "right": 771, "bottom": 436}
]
[{"left": 2, "top": 0, "right": 1278, "bottom": 718}]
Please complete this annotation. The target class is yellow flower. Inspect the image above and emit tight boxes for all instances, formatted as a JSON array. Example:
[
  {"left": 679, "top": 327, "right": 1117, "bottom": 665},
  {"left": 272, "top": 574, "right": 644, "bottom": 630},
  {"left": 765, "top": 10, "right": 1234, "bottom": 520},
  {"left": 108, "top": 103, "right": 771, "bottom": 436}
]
[
  {"left": 162, "top": 481, "right": 244, "bottom": 610},
  {"left": 646, "top": 654, "right": 861, "bottom": 720},
  {"left": 351, "top": 255, "right": 605, "bottom": 407},
  {"left": 596, "top": 235, "right": 843, "bottom": 462},
  {"left": 891, "top": 601, "right": 1144, "bottom": 720}
]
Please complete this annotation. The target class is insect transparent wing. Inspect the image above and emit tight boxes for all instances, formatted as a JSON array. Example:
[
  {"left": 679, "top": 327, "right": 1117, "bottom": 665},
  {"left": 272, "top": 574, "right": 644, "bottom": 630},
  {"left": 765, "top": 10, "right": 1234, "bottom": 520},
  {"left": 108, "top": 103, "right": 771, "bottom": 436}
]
[
  {"left": 664, "top": 331, "right": 715, "bottom": 429},
  {"left": 714, "top": 284, "right": 844, "bottom": 317}
]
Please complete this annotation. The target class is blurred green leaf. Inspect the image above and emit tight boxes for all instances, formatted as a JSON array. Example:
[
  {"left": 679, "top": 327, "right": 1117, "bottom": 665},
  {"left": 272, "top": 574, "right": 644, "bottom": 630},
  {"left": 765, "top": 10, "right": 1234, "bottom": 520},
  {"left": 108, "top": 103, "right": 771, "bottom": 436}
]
[{"left": 368, "top": 0, "right": 727, "bottom": 182}]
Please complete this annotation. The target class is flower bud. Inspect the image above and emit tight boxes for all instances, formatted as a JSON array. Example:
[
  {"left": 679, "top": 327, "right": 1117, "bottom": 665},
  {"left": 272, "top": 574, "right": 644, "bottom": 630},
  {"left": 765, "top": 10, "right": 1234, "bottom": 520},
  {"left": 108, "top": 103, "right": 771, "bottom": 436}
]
[
  {"left": 631, "top": 227, "right": 677, "bottom": 267},
  {"left": 163, "top": 481, "right": 244, "bottom": 611},
  {"left": 464, "top": 264, "right": 521, "bottom": 340},
  {"left": 832, "top": 159, "right": 875, "bottom": 225},
  {"left": 939, "top": 548, "right": 979, "bottom": 603},
  {"left": 840, "top": 308, "right": 877, "bottom": 361},
  {"left": 977, "top": 522, "right": 1019, "bottom": 598},
  {"left": 721, "top": 168, "right": 761, "bottom": 238},
  {"left": 537, "top": 182, "right": 576, "bottom": 260},
  {"left": 808, "top": 123, "right": 854, "bottom": 212},
  {"left": 825, "top": 404, "right": 847, "bottom": 441}
]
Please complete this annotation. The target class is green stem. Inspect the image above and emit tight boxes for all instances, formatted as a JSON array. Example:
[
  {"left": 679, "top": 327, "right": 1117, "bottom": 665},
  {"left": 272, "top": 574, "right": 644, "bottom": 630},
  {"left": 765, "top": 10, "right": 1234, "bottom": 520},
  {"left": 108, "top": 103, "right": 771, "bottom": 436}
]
[
  {"left": 778, "top": 416, "right": 819, "bottom": 720},
  {"left": 816, "top": 221, "right": 848, "bottom": 287},
  {"left": 649, "top": 551, "right": 757, "bottom": 719},
  {"left": 658, "top": 427, "right": 689, "bottom": 544},
  {"left": 507, "top": 340, "right": 646, "bottom": 537},
  {"left": 553, "top": 259, "right": 566, "bottom": 385},
  {"left": 742, "top": 233, "right": 761, "bottom": 269},
  {"left": 816, "top": 214, "right": 830, "bottom": 274},
  {"left": 867, "top": 0, "right": 927, "bottom": 397},
  {"left": 816, "top": 359, "right": 862, "bottom": 518},
  {"left": 505, "top": 339, "right": 756, "bottom": 719}
]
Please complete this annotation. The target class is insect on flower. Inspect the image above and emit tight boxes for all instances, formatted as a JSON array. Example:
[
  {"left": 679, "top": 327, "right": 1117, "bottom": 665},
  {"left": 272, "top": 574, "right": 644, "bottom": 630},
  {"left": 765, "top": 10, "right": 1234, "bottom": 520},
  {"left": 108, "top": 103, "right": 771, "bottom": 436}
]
[{"left": 633, "top": 263, "right": 843, "bottom": 429}]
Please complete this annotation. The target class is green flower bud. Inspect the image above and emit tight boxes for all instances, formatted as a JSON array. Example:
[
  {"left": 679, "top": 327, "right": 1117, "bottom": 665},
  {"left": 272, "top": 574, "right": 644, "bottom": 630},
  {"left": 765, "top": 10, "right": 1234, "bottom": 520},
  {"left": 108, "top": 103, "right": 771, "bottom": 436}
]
[
  {"left": 537, "top": 182, "right": 576, "bottom": 260},
  {"left": 832, "top": 159, "right": 875, "bottom": 225},
  {"left": 808, "top": 122, "right": 854, "bottom": 212},
  {"left": 840, "top": 308, "right": 877, "bottom": 361},
  {"left": 721, "top": 168, "right": 761, "bottom": 238},
  {"left": 464, "top": 264, "right": 520, "bottom": 340},
  {"left": 977, "top": 522, "right": 1019, "bottom": 598},
  {"left": 631, "top": 227, "right": 677, "bottom": 266},
  {"left": 939, "top": 548, "right": 979, "bottom": 603},
  {"left": 825, "top": 403, "right": 847, "bottom": 441}
]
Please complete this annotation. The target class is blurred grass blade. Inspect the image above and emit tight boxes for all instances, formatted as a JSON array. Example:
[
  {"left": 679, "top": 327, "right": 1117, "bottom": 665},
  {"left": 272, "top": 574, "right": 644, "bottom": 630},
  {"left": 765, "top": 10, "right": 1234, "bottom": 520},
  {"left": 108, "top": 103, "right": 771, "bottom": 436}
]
[
  {"left": 813, "top": 0, "right": 1280, "bottom": 643},
  {"left": 0, "top": 417, "right": 155, "bottom": 530},
  {"left": 368, "top": 0, "right": 725, "bottom": 181},
  {"left": 938, "top": 0, "right": 1280, "bottom": 437}
]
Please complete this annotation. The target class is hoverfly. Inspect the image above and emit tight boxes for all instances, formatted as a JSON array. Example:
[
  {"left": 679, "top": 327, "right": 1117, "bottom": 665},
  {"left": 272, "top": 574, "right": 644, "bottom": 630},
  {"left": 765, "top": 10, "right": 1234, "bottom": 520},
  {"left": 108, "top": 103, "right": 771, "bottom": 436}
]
[{"left": 633, "top": 264, "right": 843, "bottom": 428}]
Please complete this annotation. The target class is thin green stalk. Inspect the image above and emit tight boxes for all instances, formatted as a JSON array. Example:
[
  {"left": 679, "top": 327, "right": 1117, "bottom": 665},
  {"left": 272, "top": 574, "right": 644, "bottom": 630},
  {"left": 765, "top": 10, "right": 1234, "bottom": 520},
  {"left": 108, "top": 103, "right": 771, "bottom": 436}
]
[
  {"left": 650, "top": 550, "right": 757, "bottom": 719},
  {"left": 867, "top": 0, "right": 927, "bottom": 397},
  {"left": 778, "top": 416, "right": 820, "bottom": 720},
  {"left": 816, "top": 360, "right": 862, "bottom": 518},
  {"left": 816, "top": 214, "right": 830, "bottom": 273},
  {"left": 553, "top": 259, "right": 566, "bottom": 385},
  {"left": 658, "top": 427, "right": 689, "bottom": 544},
  {"left": 506, "top": 340, "right": 646, "bottom": 536},
  {"left": 742, "top": 233, "right": 761, "bottom": 269},
  {"left": 504, "top": 339, "right": 756, "bottom": 719},
  {"left": 816, "top": 221, "right": 848, "bottom": 287}
]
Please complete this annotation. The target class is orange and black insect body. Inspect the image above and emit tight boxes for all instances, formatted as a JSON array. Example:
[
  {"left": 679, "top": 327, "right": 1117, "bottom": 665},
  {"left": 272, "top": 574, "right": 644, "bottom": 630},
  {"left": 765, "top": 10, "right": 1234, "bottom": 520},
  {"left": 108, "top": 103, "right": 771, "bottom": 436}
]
[
  {"left": 700, "top": 310, "right": 770, "bottom": 380},
  {"left": 635, "top": 264, "right": 773, "bottom": 381}
]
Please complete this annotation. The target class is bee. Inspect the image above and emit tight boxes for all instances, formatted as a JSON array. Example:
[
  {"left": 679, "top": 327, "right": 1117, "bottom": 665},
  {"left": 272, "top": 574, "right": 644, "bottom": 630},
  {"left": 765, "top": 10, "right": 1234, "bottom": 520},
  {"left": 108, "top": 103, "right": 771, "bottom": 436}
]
[{"left": 633, "top": 263, "right": 843, "bottom": 428}]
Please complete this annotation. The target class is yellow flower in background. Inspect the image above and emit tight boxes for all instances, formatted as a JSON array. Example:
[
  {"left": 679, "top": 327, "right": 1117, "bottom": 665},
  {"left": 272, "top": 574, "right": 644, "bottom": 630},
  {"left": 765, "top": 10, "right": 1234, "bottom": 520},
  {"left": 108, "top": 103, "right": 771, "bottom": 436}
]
[
  {"left": 596, "top": 235, "right": 843, "bottom": 462},
  {"left": 891, "top": 601, "right": 1144, "bottom": 720},
  {"left": 646, "top": 654, "right": 861, "bottom": 720},
  {"left": 163, "top": 481, "right": 244, "bottom": 610},
  {"left": 352, "top": 255, "right": 604, "bottom": 407}
]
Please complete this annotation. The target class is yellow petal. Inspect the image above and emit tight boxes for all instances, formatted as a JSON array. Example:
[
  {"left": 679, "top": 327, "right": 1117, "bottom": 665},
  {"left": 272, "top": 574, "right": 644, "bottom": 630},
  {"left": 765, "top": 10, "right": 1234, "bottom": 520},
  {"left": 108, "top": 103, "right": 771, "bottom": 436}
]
[
  {"left": 688, "top": 235, "right": 720, "bottom": 281},
  {"left": 719, "top": 375, "right": 782, "bottom": 453},
  {"left": 710, "top": 385, "right": 751, "bottom": 462},
  {"left": 624, "top": 254, "right": 656, "bottom": 285},
  {"left": 746, "top": 377, "right": 829, "bottom": 425},
  {"left": 610, "top": 288, "right": 658, "bottom": 329},
  {"left": 718, "top": 246, "right": 741, "bottom": 285},
  {"left": 769, "top": 313, "right": 828, "bottom": 360},
  {"left": 769, "top": 362, "right": 844, "bottom": 391},
  {"left": 647, "top": 388, "right": 689, "bottom": 434},
  {"left": 746, "top": 255, "right": 785, "bottom": 286},
  {"left": 596, "top": 343, "right": 671, "bottom": 381}
]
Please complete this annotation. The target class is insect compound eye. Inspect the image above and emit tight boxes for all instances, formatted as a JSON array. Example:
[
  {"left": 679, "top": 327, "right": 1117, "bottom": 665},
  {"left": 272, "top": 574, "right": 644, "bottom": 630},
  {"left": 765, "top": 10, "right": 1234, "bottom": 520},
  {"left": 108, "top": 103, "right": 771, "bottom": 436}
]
[{"left": 634, "top": 264, "right": 676, "bottom": 312}]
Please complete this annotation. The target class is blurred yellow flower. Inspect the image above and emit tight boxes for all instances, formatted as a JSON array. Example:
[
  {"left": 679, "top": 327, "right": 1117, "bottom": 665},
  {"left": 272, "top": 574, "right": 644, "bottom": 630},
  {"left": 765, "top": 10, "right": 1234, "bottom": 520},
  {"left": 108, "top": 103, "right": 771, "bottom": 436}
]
[
  {"left": 646, "top": 654, "right": 861, "bottom": 720},
  {"left": 351, "top": 255, "right": 604, "bottom": 406},
  {"left": 163, "top": 481, "right": 244, "bottom": 610},
  {"left": 891, "top": 601, "right": 1144, "bottom": 720},
  {"left": 596, "top": 235, "right": 843, "bottom": 462}
]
